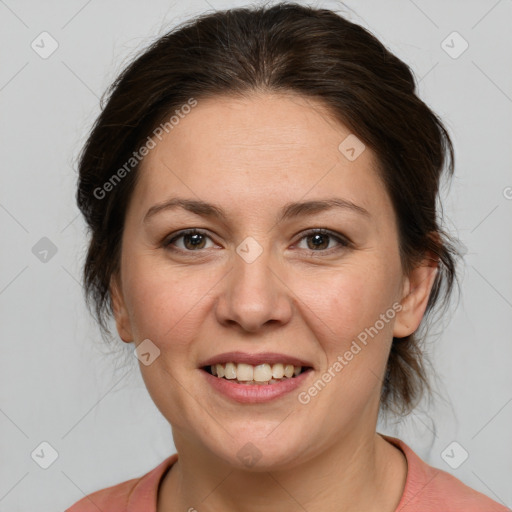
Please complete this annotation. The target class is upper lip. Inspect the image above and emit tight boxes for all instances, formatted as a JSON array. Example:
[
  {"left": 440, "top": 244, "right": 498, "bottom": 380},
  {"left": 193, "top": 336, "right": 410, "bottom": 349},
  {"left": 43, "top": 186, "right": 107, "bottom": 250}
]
[{"left": 199, "top": 351, "right": 314, "bottom": 369}]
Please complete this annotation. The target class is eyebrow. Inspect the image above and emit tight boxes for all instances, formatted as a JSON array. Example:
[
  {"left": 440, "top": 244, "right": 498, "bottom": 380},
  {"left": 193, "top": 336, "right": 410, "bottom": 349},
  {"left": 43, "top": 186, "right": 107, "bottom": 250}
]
[{"left": 143, "top": 197, "right": 371, "bottom": 224}]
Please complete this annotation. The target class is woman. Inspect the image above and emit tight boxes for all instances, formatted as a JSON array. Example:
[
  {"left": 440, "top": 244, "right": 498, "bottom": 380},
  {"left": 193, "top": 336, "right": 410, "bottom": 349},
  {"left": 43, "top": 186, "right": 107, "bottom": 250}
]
[{"left": 65, "top": 2, "right": 508, "bottom": 511}]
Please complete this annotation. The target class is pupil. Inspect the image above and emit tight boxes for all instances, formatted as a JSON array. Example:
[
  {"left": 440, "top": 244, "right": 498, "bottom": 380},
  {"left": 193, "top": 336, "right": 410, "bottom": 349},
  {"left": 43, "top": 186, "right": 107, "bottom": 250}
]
[
  {"left": 186, "top": 233, "right": 204, "bottom": 249},
  {"left": 309, "top": 233, "right": 328, "bottom": 250}
]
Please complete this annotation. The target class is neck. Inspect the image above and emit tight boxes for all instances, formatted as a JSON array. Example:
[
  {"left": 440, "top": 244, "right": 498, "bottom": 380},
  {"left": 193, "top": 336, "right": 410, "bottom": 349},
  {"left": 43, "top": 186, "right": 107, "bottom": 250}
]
[{"left": 158, "top": 430, "right": 407, "bottom": 512}]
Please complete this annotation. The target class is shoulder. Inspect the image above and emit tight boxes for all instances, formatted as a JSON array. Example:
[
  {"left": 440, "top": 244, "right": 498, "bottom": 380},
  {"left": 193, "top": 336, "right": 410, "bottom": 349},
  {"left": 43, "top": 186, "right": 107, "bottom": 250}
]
[
  {"left": 64, "top": 453, "right": 178, "bottom": 512},
  {"left": 64, "top": 476, "right": 140, "bottom": 512},
  {"left": 382, "top": 435, "right": 510, "bottom": 512}
]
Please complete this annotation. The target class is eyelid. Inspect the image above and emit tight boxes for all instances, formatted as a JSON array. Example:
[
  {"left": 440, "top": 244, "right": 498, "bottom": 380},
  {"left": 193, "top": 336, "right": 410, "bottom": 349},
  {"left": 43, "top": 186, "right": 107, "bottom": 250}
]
[
  {"left": 163, "top": 228, "right": 215, "bottom": 249},
  {"left": 296, "top": 228, "right": 351, "bottom": 247},
  {"left": 163, "top": 227, "right": 352, "bottom": 255}
]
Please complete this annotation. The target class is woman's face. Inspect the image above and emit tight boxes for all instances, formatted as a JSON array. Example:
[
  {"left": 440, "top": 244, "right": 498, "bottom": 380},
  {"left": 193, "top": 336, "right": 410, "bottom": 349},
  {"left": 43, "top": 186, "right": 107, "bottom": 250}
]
[{"left": 111, "top": 92, "right": 430, "bottom": 469}]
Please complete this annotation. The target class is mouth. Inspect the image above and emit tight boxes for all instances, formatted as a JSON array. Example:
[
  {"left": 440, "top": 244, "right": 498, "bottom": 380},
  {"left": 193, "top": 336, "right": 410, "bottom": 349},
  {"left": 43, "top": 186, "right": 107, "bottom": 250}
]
[
  {"left": 202, "top": 362, "right": 314, "bottom": 386},
  {"left": 199, "top": 352, "right": 315, "bottom": 402}
]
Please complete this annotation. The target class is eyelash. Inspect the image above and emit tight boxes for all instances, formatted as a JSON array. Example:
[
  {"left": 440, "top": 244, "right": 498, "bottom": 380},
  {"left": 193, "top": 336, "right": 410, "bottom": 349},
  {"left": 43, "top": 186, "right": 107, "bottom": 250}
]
[{"left": 162, "top": 228, "right": 351, "bottom": 256}]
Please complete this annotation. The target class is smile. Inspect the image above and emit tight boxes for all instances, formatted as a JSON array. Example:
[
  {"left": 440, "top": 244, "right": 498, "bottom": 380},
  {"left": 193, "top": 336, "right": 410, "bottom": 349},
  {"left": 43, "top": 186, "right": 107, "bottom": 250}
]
[{"left": 205, "top": 362, "right": 311, "bottom": 385}]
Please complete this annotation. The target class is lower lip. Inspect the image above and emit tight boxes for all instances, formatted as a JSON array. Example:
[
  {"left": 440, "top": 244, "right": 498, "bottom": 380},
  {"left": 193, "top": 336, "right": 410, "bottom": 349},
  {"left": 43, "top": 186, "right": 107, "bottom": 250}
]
[{"left": 201, "top": 368, "right": 313, "bottom": 403}]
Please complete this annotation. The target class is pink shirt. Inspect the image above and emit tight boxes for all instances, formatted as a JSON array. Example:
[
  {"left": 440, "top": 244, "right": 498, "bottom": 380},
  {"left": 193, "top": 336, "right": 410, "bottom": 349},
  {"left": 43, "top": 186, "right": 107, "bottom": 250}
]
[{"left": 65, "top": 435, "right": 509, "bottom": 511}]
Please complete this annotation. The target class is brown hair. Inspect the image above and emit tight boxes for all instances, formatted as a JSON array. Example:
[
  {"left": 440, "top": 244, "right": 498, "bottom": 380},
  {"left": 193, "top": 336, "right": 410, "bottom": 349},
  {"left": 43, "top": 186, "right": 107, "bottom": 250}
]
[{"left": 76, "top": 2, "right": 460, "bottom": 416}]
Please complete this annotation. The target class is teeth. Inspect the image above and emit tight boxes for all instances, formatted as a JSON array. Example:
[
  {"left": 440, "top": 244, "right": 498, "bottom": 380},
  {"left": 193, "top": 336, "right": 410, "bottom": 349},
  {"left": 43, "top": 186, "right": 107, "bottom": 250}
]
[
  {"left": 272, "top": 364, "right": 285, "bottom": 379},
  {"left": 224, "top": 362, "right": 237, "bottom": 379},
  {"left": 253, "top": 364, "right": 272, "bottom": 382},
  {"left": 236, "top": 363, "right": 253, "bottom": 381},
  {"left": 215, "top": 364, "right": 225, "bottom": 378},
  {"left": 208, "top": 362, "right": 305, "bottom": 383},
  {"left": 284, "top": 364, "right": 294, "bottom": 378}
]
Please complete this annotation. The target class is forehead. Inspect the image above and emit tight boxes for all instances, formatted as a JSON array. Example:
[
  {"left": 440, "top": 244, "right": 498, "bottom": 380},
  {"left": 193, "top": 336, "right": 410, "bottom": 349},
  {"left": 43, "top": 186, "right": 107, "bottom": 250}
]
[{"left": 130, "top": 92, "right": 389, "bottom": 221}]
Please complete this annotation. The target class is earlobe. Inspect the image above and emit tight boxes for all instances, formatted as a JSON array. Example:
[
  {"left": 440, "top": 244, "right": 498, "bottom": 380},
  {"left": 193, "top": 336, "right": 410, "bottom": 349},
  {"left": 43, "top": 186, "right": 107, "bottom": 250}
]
[
  {"left": 110, "top": 274, "right": 134, "bottom": 343},
  {"left": 393, "top": 256, "right": 439, "bottom": 339}
]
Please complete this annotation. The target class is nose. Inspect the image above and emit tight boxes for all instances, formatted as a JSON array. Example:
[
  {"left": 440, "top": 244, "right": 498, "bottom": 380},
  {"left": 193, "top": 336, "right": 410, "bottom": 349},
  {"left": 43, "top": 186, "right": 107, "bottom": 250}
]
[{"left": 215, "top": 241, "right": 293, "bottom": 333}]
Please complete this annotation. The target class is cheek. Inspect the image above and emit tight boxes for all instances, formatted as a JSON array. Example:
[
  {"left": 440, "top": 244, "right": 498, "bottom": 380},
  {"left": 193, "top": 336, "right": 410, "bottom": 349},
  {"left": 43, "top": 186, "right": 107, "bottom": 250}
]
[
  {"left": 122, "top": 258, "right": 215, "bottom": 429},
  {"left": 299, "top": 258, "right": 402, "bottom": 406},
  {"left": 304, "top": 259, "right": 401, "bottom": 343},
  {"left": 122, "top": 256, "right": 213, "bottom": 345},
  {"left": 294, "top": 262, "right": 401, "bottom": 417}
]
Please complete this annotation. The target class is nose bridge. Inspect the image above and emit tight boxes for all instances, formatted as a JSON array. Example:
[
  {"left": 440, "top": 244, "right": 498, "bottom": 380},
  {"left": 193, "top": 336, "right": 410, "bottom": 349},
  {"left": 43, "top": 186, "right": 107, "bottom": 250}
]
[{"left": 217, "top": 235, "right": 292, "bottom": 331}]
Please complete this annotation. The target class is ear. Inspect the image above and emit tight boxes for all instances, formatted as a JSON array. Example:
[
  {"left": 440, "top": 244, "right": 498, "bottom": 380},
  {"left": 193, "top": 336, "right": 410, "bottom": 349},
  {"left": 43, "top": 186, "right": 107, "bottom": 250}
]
[
  {"left": 393, "top": 252, "right": 439, "bottom": 339},
  {"left": 110, "top": 273, "right": 134, "bottom": 343}
]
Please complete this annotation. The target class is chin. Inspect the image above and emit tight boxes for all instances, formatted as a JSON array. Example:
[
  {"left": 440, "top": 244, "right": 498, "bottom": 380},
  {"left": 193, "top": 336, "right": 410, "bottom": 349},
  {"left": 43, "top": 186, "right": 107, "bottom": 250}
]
[{"left": 200, "top": 424, "right": 308, "bottom": 471}]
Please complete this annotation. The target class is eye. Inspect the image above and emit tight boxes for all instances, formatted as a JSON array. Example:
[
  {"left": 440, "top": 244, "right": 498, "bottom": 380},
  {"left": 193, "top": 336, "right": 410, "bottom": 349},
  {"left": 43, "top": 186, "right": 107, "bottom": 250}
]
[
  {"left": 295, "top": 228, "right": 350, "bottom": 254},
  {"left": 164, "top": 229, "right": 215, "bottom": 252},
  {"left": 163, "top": 228, "right": 351, "bottom": 255}
]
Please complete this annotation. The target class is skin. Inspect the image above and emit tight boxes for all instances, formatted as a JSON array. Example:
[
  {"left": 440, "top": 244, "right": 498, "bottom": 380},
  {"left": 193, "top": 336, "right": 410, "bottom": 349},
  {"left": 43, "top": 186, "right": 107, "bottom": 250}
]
[{"left": 110, "top": 91, "right": 438, "bottom": 512}]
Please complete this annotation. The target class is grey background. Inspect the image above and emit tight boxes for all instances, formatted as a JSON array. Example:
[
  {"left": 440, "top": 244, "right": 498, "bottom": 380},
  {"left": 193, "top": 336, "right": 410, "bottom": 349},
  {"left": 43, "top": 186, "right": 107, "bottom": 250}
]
[{"left": 1, "top": 0, "right": 511, "bottom": 510}]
